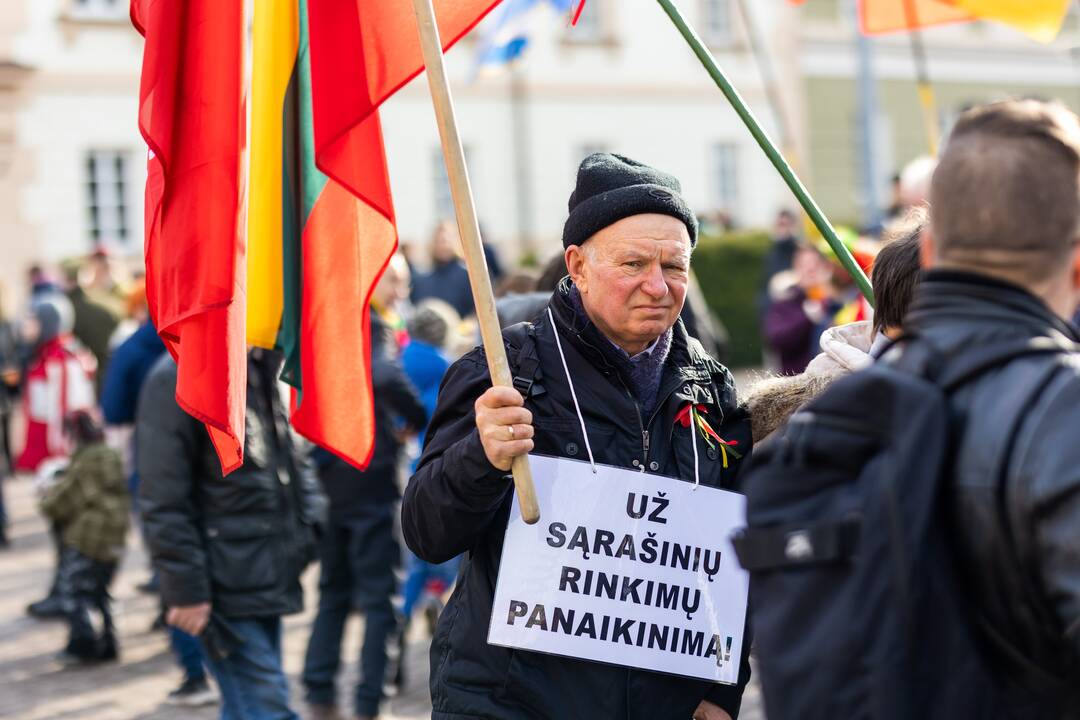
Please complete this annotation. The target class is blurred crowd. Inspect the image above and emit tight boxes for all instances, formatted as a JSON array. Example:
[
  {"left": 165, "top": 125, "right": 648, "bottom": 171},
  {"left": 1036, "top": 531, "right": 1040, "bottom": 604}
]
[
  {"left": 0, "top": 217, "right": 726, "bottom": 720},
  {"left": 759, "top": 155, "right": 938, "bottom": 377}
]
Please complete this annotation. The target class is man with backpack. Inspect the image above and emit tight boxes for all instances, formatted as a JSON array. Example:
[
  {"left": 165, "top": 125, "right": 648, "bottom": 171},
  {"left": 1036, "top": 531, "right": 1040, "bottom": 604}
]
[{"left": 736, "top": 99, "right": 1080, "bottom": 719}]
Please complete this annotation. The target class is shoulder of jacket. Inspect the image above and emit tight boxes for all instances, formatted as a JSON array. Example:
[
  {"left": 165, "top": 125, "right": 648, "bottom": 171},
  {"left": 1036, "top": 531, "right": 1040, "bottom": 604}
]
[
  {"left": 1012, "top": 355, "right": 1080, "bottom": 434},
  {"left": 683, "top": 334, "right": 735, "bottom": 391}
]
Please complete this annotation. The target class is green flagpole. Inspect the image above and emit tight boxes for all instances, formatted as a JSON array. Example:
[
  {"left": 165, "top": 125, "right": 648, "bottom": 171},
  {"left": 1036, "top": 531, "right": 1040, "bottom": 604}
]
[{"left": 656, "top": 0, "right": 875, "bottom": 306}]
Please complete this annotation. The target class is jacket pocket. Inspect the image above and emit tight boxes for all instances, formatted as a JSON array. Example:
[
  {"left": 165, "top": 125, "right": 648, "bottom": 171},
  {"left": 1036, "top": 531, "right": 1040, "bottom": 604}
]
[
  {"left": 204, "top": 516, "right": 279, "bottom": 592},
  {"left": 533, "top": 416, "right": 614, "bottom": 461}
]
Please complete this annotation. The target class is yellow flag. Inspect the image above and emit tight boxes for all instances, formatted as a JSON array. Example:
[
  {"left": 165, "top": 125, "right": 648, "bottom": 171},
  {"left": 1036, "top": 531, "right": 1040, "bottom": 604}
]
[
  {"left": 247, "top": 0, "right": 300, "bottom": 348},
  {"left": 950, "top": 0, "right": 1069, "bottom": 43}
]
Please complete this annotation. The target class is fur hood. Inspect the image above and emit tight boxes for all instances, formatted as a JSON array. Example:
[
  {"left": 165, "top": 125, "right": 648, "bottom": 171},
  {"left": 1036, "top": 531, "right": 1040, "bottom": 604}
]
[{"left": 745, "top": 321, "right": 875, "bottom": 442}]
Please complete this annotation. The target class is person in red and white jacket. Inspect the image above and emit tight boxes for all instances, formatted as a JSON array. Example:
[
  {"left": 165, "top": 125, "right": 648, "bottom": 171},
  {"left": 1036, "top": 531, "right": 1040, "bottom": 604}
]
[{"left": 16, "top": 292, "right": 96, "bottom": 473}]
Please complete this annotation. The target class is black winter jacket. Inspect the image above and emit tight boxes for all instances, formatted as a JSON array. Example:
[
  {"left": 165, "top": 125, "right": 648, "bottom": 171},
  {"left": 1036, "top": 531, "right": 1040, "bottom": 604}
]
[
  {"left": 402, "top": 281, "right": 754, "bottom": 720},
  {"left": 906, "top": 271, "right": 1080, "bottom": 713},
  {"left": 137, "top": 350, "right": 326, "bottom": 618},
  {"left": 314, "top": 311, "right": 427, "bottom": 516}
]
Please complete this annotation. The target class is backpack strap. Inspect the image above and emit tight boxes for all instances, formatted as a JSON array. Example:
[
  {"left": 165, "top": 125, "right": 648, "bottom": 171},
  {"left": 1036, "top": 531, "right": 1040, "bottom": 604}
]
[
  {"left": 939, "top": 336, "right": 1077, "bottom": 392},
  {"left": 882, "top": 334, "right": 1077, "bottom": 393},
  {"left": 733, "top": 517, "right": 861, "bottom": 571},
  {"left": 503, "top": 321, "right": 543, "bottom": 399}
]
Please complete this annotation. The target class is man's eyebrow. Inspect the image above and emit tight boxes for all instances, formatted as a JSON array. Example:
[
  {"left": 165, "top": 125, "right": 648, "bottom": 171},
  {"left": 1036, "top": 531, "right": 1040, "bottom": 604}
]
[{"left": 611, "top": 249, "right": 651, "bottom": 260}]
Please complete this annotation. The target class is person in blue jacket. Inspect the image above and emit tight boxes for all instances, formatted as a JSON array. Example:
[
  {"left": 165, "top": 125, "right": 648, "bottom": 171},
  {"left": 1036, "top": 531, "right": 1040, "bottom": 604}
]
[{"left": 397, "top": 301, "right": 461, "bottom": 688}]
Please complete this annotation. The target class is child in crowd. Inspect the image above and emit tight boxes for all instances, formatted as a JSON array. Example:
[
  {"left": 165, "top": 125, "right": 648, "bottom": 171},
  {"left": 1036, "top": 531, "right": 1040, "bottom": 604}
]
[{"left": 39, "top": 411, "right": 129, "bottom": 664}]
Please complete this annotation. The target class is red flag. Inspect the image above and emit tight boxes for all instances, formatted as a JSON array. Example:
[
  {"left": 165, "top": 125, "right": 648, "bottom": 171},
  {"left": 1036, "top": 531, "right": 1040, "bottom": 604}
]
[
  {"left": 293, "top": 1, "right": 501, "bottom": 468},
  {"left": 132, "top": 0, "right": 248, "bottom": 473},
  {"left": 858, "top": 0, "right": 971, "bottom": 34}
]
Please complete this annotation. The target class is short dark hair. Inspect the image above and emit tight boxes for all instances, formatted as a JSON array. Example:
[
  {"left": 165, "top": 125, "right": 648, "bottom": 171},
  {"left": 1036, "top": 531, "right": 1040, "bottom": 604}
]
[
  {"left": 64, "top": 410, "right": 104, "bottom": 448},
  {"left": 929, "top": 99, "right": 1080, "bottom": 284},
  {"left": 872, "top": 207, "right": 926, "bottom": 335}
]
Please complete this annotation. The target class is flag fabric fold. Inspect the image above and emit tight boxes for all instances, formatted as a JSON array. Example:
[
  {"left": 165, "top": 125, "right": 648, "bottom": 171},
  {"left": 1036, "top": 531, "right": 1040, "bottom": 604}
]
[
  {"left": 132, "top": 0, "right": 247, "bottom": 474},
  {"left": 288, "top": 0, "right": 501, "bottom": 468}
]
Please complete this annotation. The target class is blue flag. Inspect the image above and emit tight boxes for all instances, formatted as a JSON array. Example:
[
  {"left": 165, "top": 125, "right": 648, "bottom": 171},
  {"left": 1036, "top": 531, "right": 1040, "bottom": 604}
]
[{"left": 475, "top": 0, "right": 575, "bottom": 72}]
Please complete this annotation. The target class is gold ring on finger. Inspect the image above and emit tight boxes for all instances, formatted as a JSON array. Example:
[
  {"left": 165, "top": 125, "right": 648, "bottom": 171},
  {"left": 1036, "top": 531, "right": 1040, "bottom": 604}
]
[{"left": 507, "top": 424, "right": 515, "bottom": 440}]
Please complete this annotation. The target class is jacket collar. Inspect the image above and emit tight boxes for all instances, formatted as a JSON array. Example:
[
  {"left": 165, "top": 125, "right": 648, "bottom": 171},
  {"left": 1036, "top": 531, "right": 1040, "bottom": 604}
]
[{"left": 906, "top": 269, "right": 1079, "bottom": 342}]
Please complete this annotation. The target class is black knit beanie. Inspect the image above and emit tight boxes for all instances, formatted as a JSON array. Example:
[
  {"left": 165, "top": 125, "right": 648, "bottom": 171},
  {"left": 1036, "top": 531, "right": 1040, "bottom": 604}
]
[{"left": 562, "top": 153, "right": 698, "bottom": 249}]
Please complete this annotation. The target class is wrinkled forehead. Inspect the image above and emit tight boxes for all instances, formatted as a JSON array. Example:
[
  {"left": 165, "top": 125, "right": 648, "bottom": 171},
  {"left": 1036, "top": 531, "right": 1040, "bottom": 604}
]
[{"left": 586, "top": 214, "right": 692, "bottom": 260}]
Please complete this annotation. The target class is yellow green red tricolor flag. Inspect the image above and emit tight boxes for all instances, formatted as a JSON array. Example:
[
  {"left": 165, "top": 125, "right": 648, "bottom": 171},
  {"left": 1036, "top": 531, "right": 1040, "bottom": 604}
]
[
  {"left": 246, "top": 0, "right": 501, "bottom": 469},
  {"left": 136, "top": 0, "right": 503, "bottom": 472}
]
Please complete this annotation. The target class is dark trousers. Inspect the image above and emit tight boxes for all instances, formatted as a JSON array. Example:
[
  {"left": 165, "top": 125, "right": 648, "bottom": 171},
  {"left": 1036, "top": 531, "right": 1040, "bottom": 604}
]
[
  {"left": 302, "top": 507, "right": 400, "bottom": 717},
  {"left": 45, "top": 526, "right": 69, "bottom": 599},
  {"left": 0, "top": 410, "right": 10, "bottom": 529},
  {"left": 58, "top": 546, "right": 117, "bottom": 658}
]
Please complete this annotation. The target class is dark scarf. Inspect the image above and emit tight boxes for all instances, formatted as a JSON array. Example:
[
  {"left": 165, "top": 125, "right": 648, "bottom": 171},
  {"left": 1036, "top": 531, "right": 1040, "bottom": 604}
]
[{"left": 567, "top": 285, "right": 672, "bottom": 416}]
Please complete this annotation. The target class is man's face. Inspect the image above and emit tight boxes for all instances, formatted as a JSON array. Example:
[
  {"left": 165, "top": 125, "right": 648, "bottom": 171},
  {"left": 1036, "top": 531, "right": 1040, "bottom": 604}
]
[
  {"left": 431, "top": 222, "right": 460, "bottom": 264},
  {"left": 566, "top": 214, "right": 691, "bottom": 354},
  {"left": 775, "top": 213, "right": 794, "bottom": 237},
  {"left": 372, "top": 255, "right": 410, "bottom": 309}
]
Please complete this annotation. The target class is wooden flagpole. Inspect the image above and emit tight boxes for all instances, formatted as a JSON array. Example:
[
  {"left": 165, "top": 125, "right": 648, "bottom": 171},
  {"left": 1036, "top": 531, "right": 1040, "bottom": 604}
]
[{"left": 410, "top": 0, "right": 540, "bottom": 525}]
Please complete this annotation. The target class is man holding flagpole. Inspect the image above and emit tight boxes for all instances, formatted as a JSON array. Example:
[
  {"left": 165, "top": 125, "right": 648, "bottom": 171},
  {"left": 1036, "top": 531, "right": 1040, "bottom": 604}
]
[{"left": 403, "top": 153, "right": 753, "bottom": 720}]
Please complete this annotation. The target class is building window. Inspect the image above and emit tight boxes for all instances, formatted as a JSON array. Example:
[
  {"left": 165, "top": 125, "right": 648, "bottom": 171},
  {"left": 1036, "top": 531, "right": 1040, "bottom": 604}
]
[
  {"left": 69, "top": 0, "right": 127, "bottom": 20},
  {"left": 702, "top": 0, "right": 734, "bottom": 45},
  {"left": 85, "top": 150, "right": 130, "bottom": 247},
  {"left": 712, "top": 143, "right": 739, "bottom": 212},
  {"left": 433, "top": 146, "right": 474, "bottom": 221}
]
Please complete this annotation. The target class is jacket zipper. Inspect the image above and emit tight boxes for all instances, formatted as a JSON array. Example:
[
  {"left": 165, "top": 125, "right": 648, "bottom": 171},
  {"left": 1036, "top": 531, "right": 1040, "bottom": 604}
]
[{"left": 619, "top": 378, "right": 649, "bottom": 468}]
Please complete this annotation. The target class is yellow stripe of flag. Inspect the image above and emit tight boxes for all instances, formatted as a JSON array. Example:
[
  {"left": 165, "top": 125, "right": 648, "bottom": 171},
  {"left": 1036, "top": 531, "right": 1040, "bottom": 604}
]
[
  {"left": 950, "top": 0, "right": 1069, "bottom": 43},
  {"left": 247, "top": 0, "right": 300, "bottom": 348}
]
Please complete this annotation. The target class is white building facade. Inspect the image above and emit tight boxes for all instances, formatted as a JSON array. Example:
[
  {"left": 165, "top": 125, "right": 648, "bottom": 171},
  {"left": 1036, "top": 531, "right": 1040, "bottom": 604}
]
[{"left": 1, "top": 0, "right": 144, "bottom": 308}]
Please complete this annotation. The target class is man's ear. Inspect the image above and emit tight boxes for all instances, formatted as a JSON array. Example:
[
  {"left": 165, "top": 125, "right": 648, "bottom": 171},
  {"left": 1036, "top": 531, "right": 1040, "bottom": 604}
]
[
  {"left": 565, "top": 245, "right": 586, "bottom": 293},
  {"left": 920, "top": 226, "right": 935, "bottom": 270}
]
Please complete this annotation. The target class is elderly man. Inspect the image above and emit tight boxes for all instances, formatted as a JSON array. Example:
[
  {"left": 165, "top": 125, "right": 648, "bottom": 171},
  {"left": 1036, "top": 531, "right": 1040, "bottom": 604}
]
[{"left": 402, "top": 154, "right": 753, "bottom": 720}]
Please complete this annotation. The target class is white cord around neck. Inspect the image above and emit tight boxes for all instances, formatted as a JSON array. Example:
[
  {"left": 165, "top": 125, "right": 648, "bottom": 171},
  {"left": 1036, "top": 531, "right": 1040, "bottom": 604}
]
[
  {"left": 547, "top": 307, "right": 596, "bottom": 473},
  {"left": 690, "top": 406, "right": 700, "bottom": 490}
]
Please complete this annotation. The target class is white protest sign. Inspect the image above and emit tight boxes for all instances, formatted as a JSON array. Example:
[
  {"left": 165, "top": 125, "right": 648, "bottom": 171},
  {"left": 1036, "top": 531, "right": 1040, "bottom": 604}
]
[{"left": 488, "top": 454, "right": 749, "bottom": 684}]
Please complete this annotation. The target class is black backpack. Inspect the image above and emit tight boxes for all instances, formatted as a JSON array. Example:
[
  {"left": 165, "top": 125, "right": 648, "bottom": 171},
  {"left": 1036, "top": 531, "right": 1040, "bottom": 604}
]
[{"left": 732, "top": 337, "right": 1078, "bottom": 720}]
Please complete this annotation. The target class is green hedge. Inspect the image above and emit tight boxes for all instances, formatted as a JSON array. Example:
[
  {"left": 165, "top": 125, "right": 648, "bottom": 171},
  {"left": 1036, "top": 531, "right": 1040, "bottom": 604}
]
[{"left": 692, "top": 230, "right": 770, "bottom": 368}]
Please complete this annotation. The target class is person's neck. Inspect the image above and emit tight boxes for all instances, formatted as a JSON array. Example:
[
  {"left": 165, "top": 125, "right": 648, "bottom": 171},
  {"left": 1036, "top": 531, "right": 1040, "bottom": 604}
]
[{"left": 585, "top": 311, "right": 654, "bottom": 356}]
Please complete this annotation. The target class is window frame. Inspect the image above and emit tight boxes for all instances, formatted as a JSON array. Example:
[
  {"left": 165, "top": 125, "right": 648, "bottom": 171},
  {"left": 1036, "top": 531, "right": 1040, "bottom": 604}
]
[{"left": 84, "top": 149, "right": 131, "bottom": 249}]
